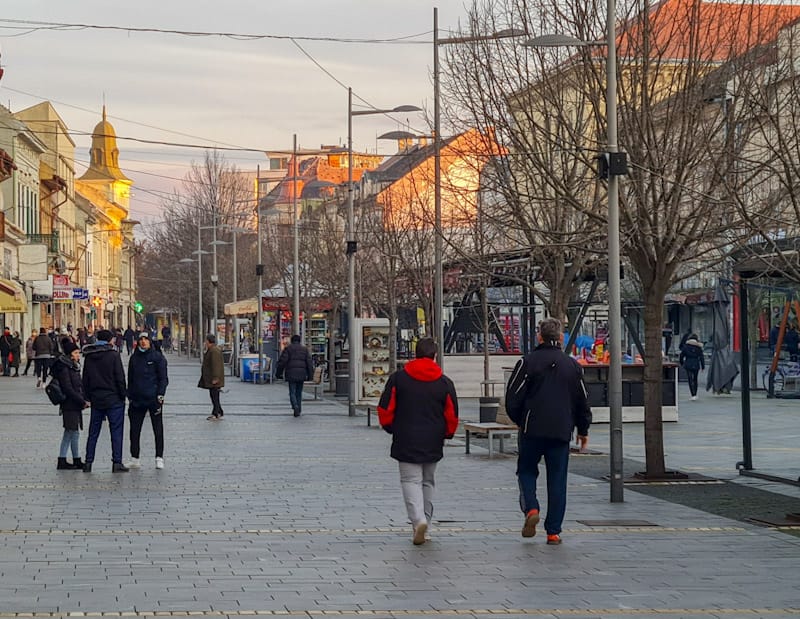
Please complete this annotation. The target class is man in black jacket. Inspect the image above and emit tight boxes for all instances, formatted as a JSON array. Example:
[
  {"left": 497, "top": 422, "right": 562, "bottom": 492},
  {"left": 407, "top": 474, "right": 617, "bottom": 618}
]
[
  {"left": 126, "top": 332, "right": 169, "bottom": 469},
  {"left": 275, "top": 334, "right": 313, "bottom": 417},
  {"left": 510, "top": 317, "right": 591, "bottom": 545},
  {"left": 377, "top": 338, "right": 459, "bottom": 545},
  {"left": 82, "top": 329, "right": 128, "bottom": 472}
]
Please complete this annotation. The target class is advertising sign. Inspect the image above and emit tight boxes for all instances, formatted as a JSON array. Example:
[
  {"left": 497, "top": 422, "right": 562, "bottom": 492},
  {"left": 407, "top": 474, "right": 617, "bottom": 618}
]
[{"left": 53, "top": 274, "right": 72, "bottom": 304}]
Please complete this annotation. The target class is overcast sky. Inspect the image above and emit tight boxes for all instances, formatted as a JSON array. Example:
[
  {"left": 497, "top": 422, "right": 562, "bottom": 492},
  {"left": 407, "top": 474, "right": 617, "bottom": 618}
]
[{"left": 0, "top": 1, "right": 472, "bottom": 222}]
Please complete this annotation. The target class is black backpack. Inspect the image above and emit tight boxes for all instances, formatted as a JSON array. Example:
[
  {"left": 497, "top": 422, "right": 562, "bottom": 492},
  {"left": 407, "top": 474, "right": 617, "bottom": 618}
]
[
  {"left": 504, "top": 357, "right": 528, "bottom": 425},
  {"left": 45, "top": 378, "right": 66, "bottom": 406}
]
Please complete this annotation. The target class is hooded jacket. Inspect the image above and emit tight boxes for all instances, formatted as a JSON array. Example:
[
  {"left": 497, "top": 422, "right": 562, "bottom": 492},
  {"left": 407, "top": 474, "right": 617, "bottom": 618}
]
[
  {"left": 51, "top": 354, "right": 85, "bottom": 430},
  {"left": 515, "top": 343, "right": 592, "bottom": 442},
  {"left": 81, "top": 341, "right": 126, "bottom": 408},
  {"left": 679, "top": 338, "right": 705, "bottom": 372},
  {"left": 377, "top": 357, "right": 459, "bottom": 463},
  {"left": 127, "top": 345, "right": 169, "bottom": 408}
]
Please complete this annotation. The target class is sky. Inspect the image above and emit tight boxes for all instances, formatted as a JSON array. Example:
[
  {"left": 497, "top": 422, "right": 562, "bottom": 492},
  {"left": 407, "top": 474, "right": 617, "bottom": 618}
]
[{"left": 0, "top": 1, "right": 472, "bottom": 224}]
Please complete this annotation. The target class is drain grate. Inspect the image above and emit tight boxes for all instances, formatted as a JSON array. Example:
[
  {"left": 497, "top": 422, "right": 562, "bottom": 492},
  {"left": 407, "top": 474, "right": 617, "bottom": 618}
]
[{"left": 577, "top": 519, "right": 659, "bottom": 527}]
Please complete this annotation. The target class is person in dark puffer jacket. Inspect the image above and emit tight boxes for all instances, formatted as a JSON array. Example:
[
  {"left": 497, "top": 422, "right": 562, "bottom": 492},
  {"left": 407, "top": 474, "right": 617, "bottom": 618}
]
[
  {"left": 82, "top": 329, "right": 128, "bottom": 473},
  {"left": 275, "top": 334, "right": 313, "bottom": 417},
  {"left": 679, "top": 334, "right": 705, "bottom": 400},
  {"left": 377, "top": 338, "right": 459, "bottom": 546},
  {"left": 126, "top": 331, "right": 169, "bottom": 469},
  {"left": 511, "top": 317, "right": 591, "bottom": 546},
  {"left": 51, "top": 338, "right": 88, "bottom": 470}
]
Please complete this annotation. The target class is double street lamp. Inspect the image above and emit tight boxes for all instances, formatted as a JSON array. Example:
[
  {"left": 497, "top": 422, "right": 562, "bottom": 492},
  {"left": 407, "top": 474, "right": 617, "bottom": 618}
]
[
  {"left": 433, "top": 8, "right": 526, "bottom": 368},
  {"left": 524, "top": 0, "right": 625, "bottom": 503},
  {"left": 346, "top": 89, "right": 421, "bottom": 416}
]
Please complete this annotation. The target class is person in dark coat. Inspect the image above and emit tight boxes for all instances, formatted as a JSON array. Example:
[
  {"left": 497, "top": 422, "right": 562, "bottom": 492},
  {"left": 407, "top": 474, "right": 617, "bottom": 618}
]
[
  {"left": 82, "top": 329, "right": 128, "bottom": 472},
  {"left": 198, "top": 334, "right": 225, "bottom": 420},
  {"left": 23, "top": 329, "right": 36, "bottom": 376},
  {"left": 51, "top": 339, "right": 88, "bottom": 469},
  {"left": 508, "top": 317, "right": 591, "bottom": 546},
  {"left": 8, "top": 331, "right": 21, "bottom": 377},
  {"left": 123, "top": 326, "right": 135, "bottom": 355},
  {"left": 785, "top": 324, "right": 800, "bottom": 362},
  {"left": 275, "top": 334, "right": 314, "bottom": 417},
  {"left": 32, "top": 327, "right": 55, "bottom": 387},
  {"left": 679, "top": 334, "right": 705, "bottom": 400},
  {"left": 377, "top": 338, "right": 459, "bottom": 545},
  {"left": 0, "top": 326, "right": 11, "bottom": 376},
  {"left": 126, "top": 332, "right": 169, "bottom": 469}
]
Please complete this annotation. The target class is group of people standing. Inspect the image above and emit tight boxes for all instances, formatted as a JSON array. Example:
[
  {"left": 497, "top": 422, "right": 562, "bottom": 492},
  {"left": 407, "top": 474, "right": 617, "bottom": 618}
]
[{"left": 47, "top": 328, "right": 169, "bottom": 472}]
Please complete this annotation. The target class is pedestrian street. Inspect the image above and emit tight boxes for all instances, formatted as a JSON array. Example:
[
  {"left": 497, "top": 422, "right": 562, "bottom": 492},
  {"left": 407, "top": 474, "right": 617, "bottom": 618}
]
[{"left": 0, "top": 356, "right": 799, "bottom": 618}]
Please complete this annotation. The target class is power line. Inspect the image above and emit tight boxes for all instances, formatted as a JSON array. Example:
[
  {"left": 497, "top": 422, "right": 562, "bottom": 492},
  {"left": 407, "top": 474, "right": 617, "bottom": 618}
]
[{"left": 0, "top": 18, "right": 431, "bottom": 45}]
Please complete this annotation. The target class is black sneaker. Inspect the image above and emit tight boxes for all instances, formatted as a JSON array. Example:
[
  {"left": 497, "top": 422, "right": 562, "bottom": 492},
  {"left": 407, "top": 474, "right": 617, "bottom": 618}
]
[
  {"left": 293, "top": 408, "right": 301, "bottom": 417},
  {"left": 112, "top": 463, "right": 129, "bottom": 473}
]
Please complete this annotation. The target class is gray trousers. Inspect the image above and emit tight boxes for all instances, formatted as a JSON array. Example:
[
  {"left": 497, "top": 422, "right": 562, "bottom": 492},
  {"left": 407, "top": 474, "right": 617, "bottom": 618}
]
[{"left": 398, "top": 461, "right": 437, "bottom": 527}]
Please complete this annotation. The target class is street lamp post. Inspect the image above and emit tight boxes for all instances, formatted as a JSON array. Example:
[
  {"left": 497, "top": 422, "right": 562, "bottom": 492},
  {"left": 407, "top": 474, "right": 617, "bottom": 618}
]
[
  {"left": 292, "top": 134, "right": 301, "bottom": 339},
  {"left": 178, "top": 258, "right": 195, "bottom": 356},
  {"left": 433, "top": 8, "right": 525, "bottom": 369},
  {"left": 346, "top": 88, "right": 421, "bottom": 417},
  {"left": 525, "top": 0, "right": 625, "bottom": 503}
]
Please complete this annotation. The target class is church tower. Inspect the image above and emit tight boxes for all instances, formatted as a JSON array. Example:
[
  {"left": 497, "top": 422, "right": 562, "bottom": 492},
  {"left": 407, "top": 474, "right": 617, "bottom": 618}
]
[{"left": 78, "top": 105, "right": 132, "bottom": 210}]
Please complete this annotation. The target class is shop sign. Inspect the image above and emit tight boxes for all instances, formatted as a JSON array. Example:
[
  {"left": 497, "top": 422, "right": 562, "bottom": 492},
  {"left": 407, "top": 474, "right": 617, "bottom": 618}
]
[{"left": 53, "top": 274, "right": 72, "bottom": 304}]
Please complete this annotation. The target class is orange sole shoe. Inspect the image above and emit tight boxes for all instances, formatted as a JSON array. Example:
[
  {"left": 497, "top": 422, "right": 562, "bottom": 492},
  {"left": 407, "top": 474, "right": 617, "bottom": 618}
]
[{"left": 521, "top": 509, "right": 540, "bottom": 538}]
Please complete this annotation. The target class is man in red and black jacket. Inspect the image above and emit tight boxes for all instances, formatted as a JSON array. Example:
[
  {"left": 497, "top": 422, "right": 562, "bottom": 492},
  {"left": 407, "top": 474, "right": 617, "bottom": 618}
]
[{"left": 378, "top": 337, "right": 458, "bottom": 546}]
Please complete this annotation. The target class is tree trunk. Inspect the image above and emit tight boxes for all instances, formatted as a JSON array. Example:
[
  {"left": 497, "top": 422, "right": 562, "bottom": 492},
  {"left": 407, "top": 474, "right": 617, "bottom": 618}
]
[{"left": 643, "top": 288, "right": 667, "bottom": 477}]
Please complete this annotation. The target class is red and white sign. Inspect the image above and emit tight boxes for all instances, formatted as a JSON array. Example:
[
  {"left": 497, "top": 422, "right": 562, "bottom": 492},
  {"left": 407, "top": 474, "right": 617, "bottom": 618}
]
[{"left": 52, "top": 274, "right": 72, "bottom": 303}]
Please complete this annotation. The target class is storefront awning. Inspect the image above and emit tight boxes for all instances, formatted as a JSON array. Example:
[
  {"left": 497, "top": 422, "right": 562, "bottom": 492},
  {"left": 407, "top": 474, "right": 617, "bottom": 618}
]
[
  {"left": 224, "top": 298, "right": 258, "bottom": 316},
  {"left": 0, "top": 278, "right": 27, "bottom": 313}
]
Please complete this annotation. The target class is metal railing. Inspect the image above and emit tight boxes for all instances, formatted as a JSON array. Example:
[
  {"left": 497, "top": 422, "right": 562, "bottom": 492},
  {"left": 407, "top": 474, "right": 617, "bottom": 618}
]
[{"left": 26, "top": 232, "right": 60, "bottom": 254}]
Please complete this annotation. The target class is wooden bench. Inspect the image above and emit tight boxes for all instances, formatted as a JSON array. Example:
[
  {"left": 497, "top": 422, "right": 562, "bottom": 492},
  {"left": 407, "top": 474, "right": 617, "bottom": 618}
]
[
  {"left": 303, "top": 366, "right": 324, "bottom": 400},
  {"left": 463, "top": 422, "right": 517, "bottom": 458}
]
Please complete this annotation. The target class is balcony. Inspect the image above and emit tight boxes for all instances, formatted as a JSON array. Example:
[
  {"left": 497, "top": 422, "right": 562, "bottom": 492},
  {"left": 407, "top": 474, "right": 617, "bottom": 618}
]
[{"left": 27, "top": 232, "right": 60, "bottom": 254}]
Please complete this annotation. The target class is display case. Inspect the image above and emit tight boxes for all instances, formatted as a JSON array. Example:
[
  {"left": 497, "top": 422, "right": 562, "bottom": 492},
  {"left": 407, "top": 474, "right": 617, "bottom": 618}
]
[
  {"left": 308, "top": 314, "right": 328, "bottom": 359},
  {"left": 352, "top": 318, "right": 391, "bottom": 402}
]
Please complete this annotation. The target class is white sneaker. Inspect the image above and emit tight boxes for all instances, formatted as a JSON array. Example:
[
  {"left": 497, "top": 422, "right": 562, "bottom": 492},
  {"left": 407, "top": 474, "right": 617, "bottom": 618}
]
[
  {"left": 126, "top": 458, "right": 141, "bottom": 469},
  {"left": 691, "top": 396, "right": 697, "bottom": 401},
  {"left": 155, "top": 457, "right": 164, "bottom": 469}
]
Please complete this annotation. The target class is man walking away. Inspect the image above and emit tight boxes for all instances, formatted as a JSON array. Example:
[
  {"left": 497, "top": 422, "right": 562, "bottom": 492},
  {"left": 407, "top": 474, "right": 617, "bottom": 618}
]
[
  {"left": 679, "top": 334, "right": 705, "bottom": 400},
  {"left": 82, "top": 329, "right": 128, "bottom": 472},
  {"left": 33, "top": 327, "right": 54, "bottom": 387},
  {"left": 507, "top": 317, "right": 591, "bottom": 546},
  {"left": 123, "top": 326, "right": 135, "bottom": 355},
  {"left": 377, "top": 338, "right": 459, "bottom": 545},
  {"left": 199, "top": 334, "right": 225, "bottom": 420},
  {"left": 126, "top": 332, "right": 169, "bottom": 469},
  {"left": 275, "top": 334, "right": 313, "bottom": 417}
]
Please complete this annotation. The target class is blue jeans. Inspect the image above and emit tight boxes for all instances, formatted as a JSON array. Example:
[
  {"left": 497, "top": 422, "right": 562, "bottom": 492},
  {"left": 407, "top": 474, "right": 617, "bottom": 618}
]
[
  {"left": 288, "top": 381, "right": 304, "bottom": 412},
  {"left": 59, "top": 430, "right": 80, "bottom": 458},
  {"left": 84, "top": 404, "right": 125, "bottom": 464},
  {"left": 516, "top": 434, "right": 570, "bottom": 535}
]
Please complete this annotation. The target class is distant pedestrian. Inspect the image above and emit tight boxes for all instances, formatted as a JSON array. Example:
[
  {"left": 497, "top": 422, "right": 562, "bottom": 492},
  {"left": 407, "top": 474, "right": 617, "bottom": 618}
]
[
  {"left": 33, "top": 327, "right": 55, "bottom": 388},
  {"left": 679, "top": 334, "right": 705, "bottom": 400},
  {"left": 785, "top": 324, "right": 800, "bottom": 362},
  {"left": 50, "top": 338, "right": 88, "bottom": 470},
  {"left": 123, "top": 326, "right": 135, "bottom": 355},
  {"left": 377, "top": 337, "right": 459, "bottom": 545},
  {"left": 0, "top": 326, "right": 12, "bottom": 376},
  {"left": 506, "top": 317, "right": 591, "bottom": 546},
  {"left": 23, "top": 329, "right": 36, "bottom": 376},
  {"left": 126, "top": 332, "right": 169, "bottom": 469},
  {"left": 198, "top": 334, "right": 225, "bottom": 420},
  {"left": 8, "top": 331, "right": 21, "bottom": 377},
  {"left": 769, "top": 324, "right": 780, "bottom": 357},
  {"left": 82, "top": 329, "right": 128, "bottom": 472},
  {"left": 275, "top": 334, "right": 313, "bottom": 417}
]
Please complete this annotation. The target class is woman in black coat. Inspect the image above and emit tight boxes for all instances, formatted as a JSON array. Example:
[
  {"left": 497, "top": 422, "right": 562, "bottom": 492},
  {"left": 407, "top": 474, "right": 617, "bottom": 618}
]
[
  {"left": 679, "top": 334, "right": 705, "bottom": 400},
  {"left": 51, "top": 339, "right": 87, "bottom": 469},
  {"left": 9, "top": 331, "right": 21, "bottom": 377}
]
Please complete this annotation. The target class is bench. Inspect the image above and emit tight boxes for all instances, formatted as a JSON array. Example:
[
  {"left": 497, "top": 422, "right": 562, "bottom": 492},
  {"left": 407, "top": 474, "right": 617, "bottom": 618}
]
[
  {"left": 303, "top": 366, "right": 324, "bottom": 400},
  {"left": 463, "top": 422, "right": 517, "bottom": 458}
]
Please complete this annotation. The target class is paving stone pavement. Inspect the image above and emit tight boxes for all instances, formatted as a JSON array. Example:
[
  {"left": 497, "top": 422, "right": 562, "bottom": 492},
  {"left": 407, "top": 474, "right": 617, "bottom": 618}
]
[{"left": 0, "top": 355, "right": 799, "bottom": 619}]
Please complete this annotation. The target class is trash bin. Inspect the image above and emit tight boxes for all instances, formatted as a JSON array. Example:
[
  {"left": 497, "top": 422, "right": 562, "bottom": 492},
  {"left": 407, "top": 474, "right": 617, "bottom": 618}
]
[
  {"left": 335, "top": 373, "right": 349, "bottom": 397},
  {"left": 479, "top": 396, "right": 500, "bottom": 423}
]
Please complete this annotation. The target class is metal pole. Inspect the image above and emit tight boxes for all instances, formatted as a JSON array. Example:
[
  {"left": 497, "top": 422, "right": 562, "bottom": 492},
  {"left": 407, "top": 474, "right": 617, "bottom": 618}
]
[
  {"left": 738, "top": 280, "right": 753, "bottom": 470},
  {"left": 257, "top": 164, "right": 264, "bottom": 383},
  {"left": 186, "top": 273, "right": 191, "bottom": 358},
  {"left": 197, "top": 214, "right": 204, "bottom": 365},
  {"left": 212, "top": 202, "right": 219, "bottom": 342},
  {"left": 232, "top": 222, "right": 238, "bottom": 376},
  {"left": 292, "top": 134, "right": 301, "bottom": 338},
  {"left": 606, "top": 0, "right": 624, "bottom": 503},
  {"left": 433, "top": 7, "right": 445, "bottom": 370},
  {"left": 347, "top": 87, "right": 357, "bottom": 416}
]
